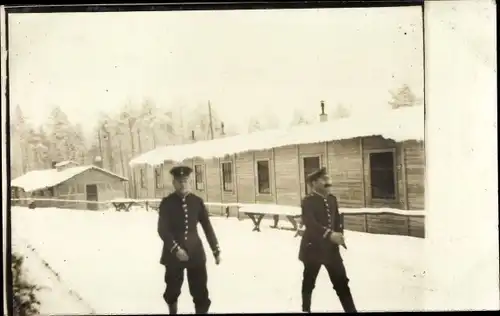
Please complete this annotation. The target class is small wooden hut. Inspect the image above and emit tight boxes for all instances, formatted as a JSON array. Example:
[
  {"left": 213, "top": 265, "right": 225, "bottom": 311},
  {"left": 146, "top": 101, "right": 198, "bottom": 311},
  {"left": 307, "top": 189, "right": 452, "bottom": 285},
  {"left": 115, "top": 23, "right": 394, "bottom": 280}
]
[{"left": 11, "top": 160, "right": 128, "bottom": 210}]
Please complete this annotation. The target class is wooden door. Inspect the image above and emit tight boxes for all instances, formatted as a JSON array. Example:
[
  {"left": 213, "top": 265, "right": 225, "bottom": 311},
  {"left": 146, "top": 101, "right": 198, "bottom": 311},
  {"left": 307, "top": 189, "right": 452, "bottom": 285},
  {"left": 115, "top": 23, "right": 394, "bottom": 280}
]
[
  {"left": 86, "top": 184, "right": 98, "bottom": 210},
  {"left": 302, "top": 156, "right": 322, "bottom": 195}
]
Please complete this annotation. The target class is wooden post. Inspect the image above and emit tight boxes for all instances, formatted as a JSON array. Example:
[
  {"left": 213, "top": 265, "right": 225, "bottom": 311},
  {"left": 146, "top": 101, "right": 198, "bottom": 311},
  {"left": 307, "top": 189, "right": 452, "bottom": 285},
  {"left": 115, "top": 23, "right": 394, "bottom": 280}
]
[
  {"left": 324, "top": 141, "right": 329, "bottom": 170},
  {"left": 252, "top": 152, "right": 257, "bottom": 204},
  {"left": 208, "top": 101, "right": 215, "bottom": 140},
  {"left": 401, "top": 144, "right": 409, "bottom": 210},
  {"left": 203, "top": 162, "right": 208, "bottom": 202},
  {"left": 360, "top": 138, "right": 366, "bottom": 207},
  {"left": 234, "top": 154, "right": 239, "bottom": 205},
  {"left": 271, "top": 149, "right": 278, "bottom": 204},
  {"left": 407, "top": 215, "right": 412, "bottom": 236},
  {"left": 296, "top": 145, "right": 302, "bottom": 201},
  {"left": 218, "top": 158, "right": 224, "bottom": 216}
]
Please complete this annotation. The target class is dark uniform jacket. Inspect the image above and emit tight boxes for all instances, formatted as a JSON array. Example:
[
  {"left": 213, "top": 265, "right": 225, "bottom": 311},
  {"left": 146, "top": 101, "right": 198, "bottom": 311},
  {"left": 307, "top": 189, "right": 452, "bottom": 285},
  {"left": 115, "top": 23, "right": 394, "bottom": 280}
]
[
  {"left": 158, "top": 192, "right": 220, "bottom": 267},
  {"left": 299, "top": 192, "right": 344, "bottom": 264}
]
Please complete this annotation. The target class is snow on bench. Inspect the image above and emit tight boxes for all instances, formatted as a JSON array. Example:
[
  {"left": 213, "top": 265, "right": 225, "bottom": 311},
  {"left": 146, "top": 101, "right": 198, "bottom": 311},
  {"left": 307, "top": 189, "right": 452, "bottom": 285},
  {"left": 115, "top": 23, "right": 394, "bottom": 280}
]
[
  {"left": 239, "top": 204, "right": 301, "bottom": 216},
  {"left": 340, "top": 208, "right": 425, "bottom": 217},
  {"left": 237, "top": 205, "right": 425, "bottom": 234},
  {"left": 238, "top": 204, "right": 302, "bottom": 232},
  {"left": 109, "top": 198, "right": 138, "bottom": 212}
]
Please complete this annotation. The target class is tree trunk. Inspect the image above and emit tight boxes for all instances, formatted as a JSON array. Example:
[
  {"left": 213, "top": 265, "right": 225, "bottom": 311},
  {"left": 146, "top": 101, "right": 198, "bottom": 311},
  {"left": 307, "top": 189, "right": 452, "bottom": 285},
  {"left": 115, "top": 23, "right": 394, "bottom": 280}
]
[
  {"left": 152, "top": 128, "right": 157, "bottom": 148},
  {"left": 97, "top": 130, "right": 104, "bottom": 160},
  {"left": 105, "top": 131, "right": 115, "bottom": 172},
  {"left": 20, "top": 144, "right": 28, "bottom": 173},
  {"left": 137, "top": 129, "right": 143, "bottom": 153},
  {"left": 118, "top": 140, "right": 128, "bottom": 197},
  {"left": 127, "top": 120, "right": 137, "bottom": 198}
]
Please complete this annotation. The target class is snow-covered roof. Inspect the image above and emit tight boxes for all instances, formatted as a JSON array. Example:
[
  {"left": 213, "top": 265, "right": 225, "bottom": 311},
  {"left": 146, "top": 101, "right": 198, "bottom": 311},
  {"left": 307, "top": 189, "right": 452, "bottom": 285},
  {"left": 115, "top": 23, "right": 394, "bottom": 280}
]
[
  {"left": 54, "top": 160, "right": 79, "bottom": 168},
  {"left": 130, "top": 105, "right": 424, "bottom": 167},
  {"left": 11, "top": 165, "right": 128, "bottom": 193}
]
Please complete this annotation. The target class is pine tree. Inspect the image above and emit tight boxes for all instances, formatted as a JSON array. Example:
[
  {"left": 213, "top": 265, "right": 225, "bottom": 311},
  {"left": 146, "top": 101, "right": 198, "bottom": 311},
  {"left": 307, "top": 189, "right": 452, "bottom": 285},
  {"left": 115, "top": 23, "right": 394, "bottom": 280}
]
[
  {"left": 72, "top": 123, "right": 87, "bottom": 164},
  {"left": 26, "top": 127, "right": 50, "bottom": 169},
  {"left": 389, "top": 84, "right": 421, "bottom": 109},
  {"left": 331, "top": 103, "right": 351, "bottom": 119},
  {"left": 248, "top": 117, "right": 262, "bottom": 133},
  {"left": 12, "top": 253, "right": 41, "bottom": 316},
  {"left": 10, "top": 105, "right": 29, "bottom": 174},
  {"left": 290, "top": 109, "right": 311, "bottom": 126},
  {"left": 46, "top": 106, "right": 75, "bottom": 162}
]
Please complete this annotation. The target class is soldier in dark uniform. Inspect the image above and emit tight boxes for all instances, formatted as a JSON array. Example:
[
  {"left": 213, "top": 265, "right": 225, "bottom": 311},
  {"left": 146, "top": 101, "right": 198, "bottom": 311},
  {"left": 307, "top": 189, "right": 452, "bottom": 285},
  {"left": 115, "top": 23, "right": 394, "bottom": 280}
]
[
  {"left": 298, "top": 167, "right": 357, "bottom": 313},
  {"left": 157, "top": 165, "right": 221, "bottom": 314}
]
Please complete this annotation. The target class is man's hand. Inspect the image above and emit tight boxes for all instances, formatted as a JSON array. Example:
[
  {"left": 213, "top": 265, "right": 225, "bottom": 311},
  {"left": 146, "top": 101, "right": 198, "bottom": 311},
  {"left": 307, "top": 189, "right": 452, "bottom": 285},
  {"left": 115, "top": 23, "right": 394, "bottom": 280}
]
[
  {"left": 214, "top": 252, "right": 221, "bottom": 265},
  {"left": 175, "top": 248, "right": 189, "bottom": 262},
  {"left": 329, "top": 232, "right": 346, "bottom": 247}
]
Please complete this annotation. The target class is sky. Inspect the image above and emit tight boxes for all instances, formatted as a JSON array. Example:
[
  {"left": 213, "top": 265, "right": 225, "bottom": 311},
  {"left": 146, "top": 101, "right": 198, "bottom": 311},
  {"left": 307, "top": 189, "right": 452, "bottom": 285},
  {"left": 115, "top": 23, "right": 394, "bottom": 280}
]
[{"left": 8, "top": 6, "right": 424, "bottom": 135}]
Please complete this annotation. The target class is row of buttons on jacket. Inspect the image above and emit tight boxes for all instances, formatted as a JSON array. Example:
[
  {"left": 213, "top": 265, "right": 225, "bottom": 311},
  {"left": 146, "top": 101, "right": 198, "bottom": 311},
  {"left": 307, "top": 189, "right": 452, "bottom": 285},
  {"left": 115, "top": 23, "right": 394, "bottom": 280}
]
[{"left": 182, "top": 196, "right": 188, "bottom": 241}]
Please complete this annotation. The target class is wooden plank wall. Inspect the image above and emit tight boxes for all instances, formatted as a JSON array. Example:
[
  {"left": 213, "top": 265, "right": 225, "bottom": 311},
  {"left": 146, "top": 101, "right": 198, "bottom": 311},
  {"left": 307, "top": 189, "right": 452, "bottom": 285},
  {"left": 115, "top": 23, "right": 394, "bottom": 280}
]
[
  {"left": 328, "top": 138, "right": 365, "bottom": 232},
  {"left": 235, "top": 152, "right": 256, "bottom": 204},
  {"left": 133, "top": 137, "right": 425, "bottom": 237},
  {"left": 206, "top": 158, "right": 223, "bottom": 215},
  {"left": 328, "top": 139, "right": 364, "bottom": 208},
  {"left": 274, "top": 145, "right": 301, "bottom": 207},
  {"left": 405, "top": 140, "right": 425, "bottom": 210}
]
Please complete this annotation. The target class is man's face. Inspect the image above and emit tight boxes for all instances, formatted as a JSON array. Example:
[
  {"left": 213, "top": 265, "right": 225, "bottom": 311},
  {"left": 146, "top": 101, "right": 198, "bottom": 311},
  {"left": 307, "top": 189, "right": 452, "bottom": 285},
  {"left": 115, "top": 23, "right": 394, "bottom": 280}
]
[
  {"left": 173, "top": 176, "right": 191, "bottom": 194},
  {"left": 312, "top": 174, "right": 332, "bottom": 192}
]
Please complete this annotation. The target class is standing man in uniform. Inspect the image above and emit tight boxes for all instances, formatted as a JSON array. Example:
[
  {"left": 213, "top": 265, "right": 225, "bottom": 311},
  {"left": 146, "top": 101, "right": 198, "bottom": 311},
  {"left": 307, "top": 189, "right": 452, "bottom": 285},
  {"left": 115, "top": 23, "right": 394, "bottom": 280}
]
[
  {"left": 298, "top": 167, "right": 357, "bottom": 313},
  {"left": 158, "top": 165, "right": 221, "bottom": 314}
]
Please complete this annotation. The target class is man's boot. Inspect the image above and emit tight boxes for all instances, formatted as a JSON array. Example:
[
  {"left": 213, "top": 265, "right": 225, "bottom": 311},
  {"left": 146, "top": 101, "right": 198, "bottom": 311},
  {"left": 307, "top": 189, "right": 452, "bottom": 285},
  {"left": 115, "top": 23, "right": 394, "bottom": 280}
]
[
  {"left": 338, "top": 292, "right": 357, "bottom": 313},
  {"left": 302, "top": 292, "right": 312, "bottom": 313},
  {"left": 168, "top": 302, "right": 178, "bottom": 315},
  {"left": 194, "top": 300, "right": 211, "bottom": 314}
]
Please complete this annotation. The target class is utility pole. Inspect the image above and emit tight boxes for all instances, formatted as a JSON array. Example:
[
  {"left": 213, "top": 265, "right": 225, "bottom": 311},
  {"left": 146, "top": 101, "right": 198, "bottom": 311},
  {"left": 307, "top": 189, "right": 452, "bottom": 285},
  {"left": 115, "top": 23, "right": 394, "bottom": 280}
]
[
  {"left": 208, "top": 100, "right": 215, "bottom": 140},
  {"left": 97, "top": 128, "right": 104, "bottom": 162}
]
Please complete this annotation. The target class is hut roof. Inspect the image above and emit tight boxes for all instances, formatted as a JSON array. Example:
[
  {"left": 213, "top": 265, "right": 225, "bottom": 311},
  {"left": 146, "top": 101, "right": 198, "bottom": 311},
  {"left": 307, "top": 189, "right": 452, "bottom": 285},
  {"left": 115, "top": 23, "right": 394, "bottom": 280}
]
[
  {"left": 54, "top": 160, "right": 79, "bottom": 168},
  {"left": 130, "top": 105, "right": 424, "bottom": 167},
  {"left": 11, "top": 165, "right": 128, "bottom": 193}
]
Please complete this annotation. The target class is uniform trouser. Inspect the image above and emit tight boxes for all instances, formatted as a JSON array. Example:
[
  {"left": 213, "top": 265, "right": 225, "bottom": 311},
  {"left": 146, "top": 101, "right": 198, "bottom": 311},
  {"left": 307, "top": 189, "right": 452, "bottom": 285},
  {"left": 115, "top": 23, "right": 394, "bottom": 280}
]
[
  {"left": 163, "top": 264, "right": 211, "bottom": 313},
  {"left": 302, "top": 260, "right": 357, "bottom": 313}
]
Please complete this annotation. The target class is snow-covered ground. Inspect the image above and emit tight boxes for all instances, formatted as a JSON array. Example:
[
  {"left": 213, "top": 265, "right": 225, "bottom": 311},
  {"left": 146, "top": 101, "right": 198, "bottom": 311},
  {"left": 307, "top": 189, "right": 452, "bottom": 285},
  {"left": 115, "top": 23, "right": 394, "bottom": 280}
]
[{"left": 11, "top": 206, "right": 427, "bottom": 314}]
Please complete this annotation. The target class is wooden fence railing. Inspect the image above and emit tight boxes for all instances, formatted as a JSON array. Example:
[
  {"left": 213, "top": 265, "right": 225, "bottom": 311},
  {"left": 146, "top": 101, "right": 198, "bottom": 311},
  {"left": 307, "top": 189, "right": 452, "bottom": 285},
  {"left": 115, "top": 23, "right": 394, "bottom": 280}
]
[{"left": 10, "top": 198, "right": 425, "bottom": 238}]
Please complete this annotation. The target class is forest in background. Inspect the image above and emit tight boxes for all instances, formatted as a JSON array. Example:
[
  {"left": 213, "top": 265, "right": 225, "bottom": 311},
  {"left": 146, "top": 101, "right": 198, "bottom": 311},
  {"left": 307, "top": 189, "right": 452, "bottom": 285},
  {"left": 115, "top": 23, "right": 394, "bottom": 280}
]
[{"left": 9, "top": 84, "right": 420, "bottom": 198}]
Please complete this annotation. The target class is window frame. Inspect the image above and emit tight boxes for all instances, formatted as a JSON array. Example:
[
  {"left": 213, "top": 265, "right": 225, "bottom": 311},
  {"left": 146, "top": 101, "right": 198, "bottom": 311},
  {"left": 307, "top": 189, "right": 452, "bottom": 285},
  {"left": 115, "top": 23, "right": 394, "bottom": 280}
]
[
  {"left": 140, "top": 169, "right": 147, "bottom": 189},
  {"left": 367, "top": 148, "right": 398, "bottom": 201},
  {"left": 255, "top": 159, "right": 272, "bottom": 195},
  {"left": 220, "top": 161, "right": 234, "bottom": 193},
  {"left": 154, "top": 166, "right": 163, "bottom": 189},
  {"left": 194, "top": 164, "right": 205, "bottom": 191},
  {"left": 302, "top": 155, "right": 322, "bottom": 195}
]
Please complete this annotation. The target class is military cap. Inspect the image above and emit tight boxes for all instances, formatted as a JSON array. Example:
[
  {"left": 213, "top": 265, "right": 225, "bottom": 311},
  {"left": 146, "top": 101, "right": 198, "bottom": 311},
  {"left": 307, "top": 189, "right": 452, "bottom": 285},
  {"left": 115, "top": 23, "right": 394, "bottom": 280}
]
[
  {"left": 306, "top": 167, "right": 328, "bottom": 184},
  {"left": 169, "top": 165, "right": 193, "bottom": 178}
]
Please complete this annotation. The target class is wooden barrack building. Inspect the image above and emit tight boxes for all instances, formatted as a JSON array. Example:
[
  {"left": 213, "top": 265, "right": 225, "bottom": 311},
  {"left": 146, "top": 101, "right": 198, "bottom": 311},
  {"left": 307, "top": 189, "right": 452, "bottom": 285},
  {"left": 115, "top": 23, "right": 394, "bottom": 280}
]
[{"left": 130, "top": 104, "right": 425, "bottom": 237}]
